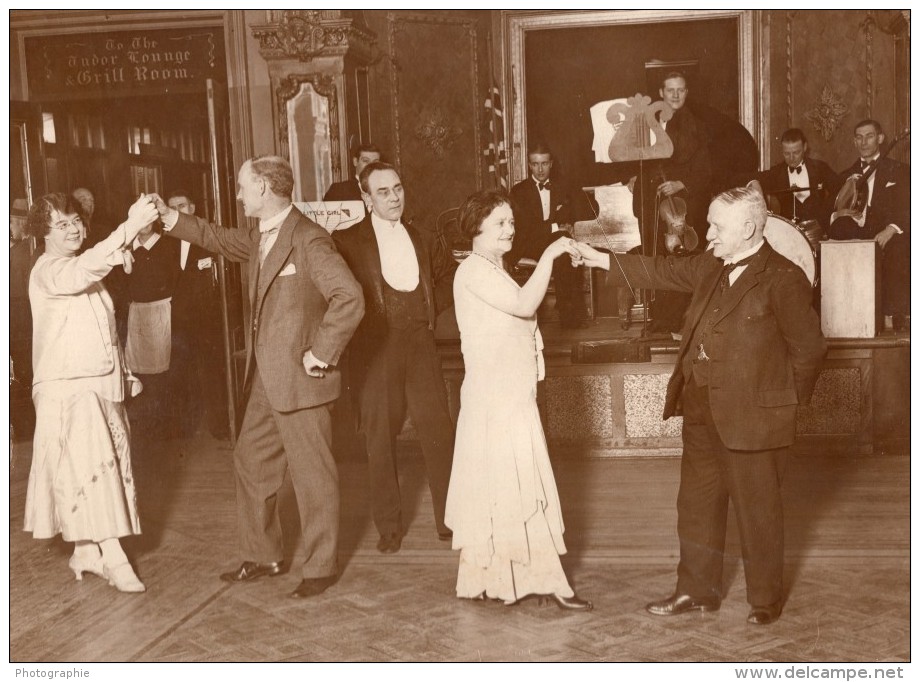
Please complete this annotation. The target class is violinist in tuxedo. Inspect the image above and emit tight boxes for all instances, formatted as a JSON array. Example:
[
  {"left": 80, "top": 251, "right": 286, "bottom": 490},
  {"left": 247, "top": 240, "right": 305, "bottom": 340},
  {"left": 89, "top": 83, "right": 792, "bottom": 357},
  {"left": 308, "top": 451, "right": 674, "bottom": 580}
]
[
  {"left": 631, "top": 71, "right": 712, "bottom": 333},
  {"left": 829, "top": 119, "right": 910, "bottom": 329},
  {"left": 509, "top": 144, "right": 588, "bottom": 328},
  {"left": 757, "top": 128, "right": 840, "bottom": 230}
]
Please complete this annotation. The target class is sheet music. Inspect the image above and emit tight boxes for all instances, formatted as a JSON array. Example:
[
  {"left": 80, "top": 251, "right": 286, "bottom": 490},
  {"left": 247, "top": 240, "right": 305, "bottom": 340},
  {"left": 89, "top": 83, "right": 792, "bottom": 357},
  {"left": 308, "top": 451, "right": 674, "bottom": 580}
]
[{"left": 573, "top": 184, "right": 642, "bottom": 252}]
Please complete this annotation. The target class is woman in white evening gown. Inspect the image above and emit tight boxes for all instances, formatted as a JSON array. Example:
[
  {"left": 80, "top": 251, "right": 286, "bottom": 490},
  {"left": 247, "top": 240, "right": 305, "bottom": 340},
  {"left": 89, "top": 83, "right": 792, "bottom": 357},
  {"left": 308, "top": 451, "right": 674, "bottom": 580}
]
[{"left": 445, "top": 189, "right": 592, "bottom": 610}]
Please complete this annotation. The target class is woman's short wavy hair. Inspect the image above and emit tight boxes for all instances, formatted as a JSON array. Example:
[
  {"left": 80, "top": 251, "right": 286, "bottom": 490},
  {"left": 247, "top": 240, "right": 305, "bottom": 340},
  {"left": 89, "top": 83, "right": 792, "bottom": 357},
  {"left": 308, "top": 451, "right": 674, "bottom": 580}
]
[
  {"left": 26, "top": 193, "right": 81, "bottom": 240},
  {"left": 457, "top": 189, "right": 512, "bottom": 240}
]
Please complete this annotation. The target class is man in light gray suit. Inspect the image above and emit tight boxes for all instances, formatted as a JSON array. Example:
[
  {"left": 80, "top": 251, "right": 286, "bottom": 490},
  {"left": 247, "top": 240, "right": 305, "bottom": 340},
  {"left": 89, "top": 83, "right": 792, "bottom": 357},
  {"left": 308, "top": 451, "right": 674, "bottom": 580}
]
[{"left": 153, "top": 156, "right": 364, "bottom": 599}]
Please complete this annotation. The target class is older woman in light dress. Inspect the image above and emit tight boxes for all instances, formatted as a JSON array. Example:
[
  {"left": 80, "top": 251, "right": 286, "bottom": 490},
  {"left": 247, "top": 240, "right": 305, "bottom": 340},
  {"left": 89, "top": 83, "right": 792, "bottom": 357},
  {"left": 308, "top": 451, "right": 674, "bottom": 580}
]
[
  {"left": 445, "top": 189, "right": 592, "bottom": 610},
  {"left": 24, "top": 192, "right": 159, "bottom": 593}
]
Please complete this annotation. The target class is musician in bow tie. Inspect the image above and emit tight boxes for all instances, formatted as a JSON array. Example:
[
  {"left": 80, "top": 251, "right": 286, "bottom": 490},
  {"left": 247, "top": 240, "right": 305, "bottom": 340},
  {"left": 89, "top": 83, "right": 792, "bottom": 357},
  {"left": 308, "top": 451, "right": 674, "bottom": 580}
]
[
  {"left": 828, "top": 119, "right": 910, "bottom": 330},
  {"left": 756, "top": 128, "right": 840, "bottom": 230},
  {"left": 509, "top": 143, "right": 589, "bottom": 328},
  {"left": 572, "top": 185, "right": 826, "bottom": 625},
  {"left": 632, "top": 71, "right": 712, "bottom": 334}
]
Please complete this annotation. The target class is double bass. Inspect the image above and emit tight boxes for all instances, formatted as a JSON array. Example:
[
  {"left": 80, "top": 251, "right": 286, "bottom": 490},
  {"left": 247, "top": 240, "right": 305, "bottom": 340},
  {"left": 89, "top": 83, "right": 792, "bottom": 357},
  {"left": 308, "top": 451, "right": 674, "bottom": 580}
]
[{"left": 606, "top": 94, "right": 697, "bottom": 255}]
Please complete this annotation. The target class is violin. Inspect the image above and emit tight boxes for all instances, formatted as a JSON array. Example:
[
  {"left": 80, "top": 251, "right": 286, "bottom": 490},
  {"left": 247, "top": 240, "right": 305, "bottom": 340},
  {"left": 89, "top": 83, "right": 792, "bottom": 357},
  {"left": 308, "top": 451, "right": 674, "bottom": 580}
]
[
  {"left": 655, "top": 170, "right": 699, "bottom": 255},
  {"left": 834, "top": 128, "right": 909, "bottom": 213}
]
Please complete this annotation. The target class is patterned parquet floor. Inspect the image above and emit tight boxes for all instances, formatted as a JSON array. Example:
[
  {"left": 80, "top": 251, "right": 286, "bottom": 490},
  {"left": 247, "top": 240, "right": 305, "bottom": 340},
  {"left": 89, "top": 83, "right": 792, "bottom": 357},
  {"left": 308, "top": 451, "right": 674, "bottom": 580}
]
[{"left": 9, "top": 432, "right": 910, "bottom": 663}]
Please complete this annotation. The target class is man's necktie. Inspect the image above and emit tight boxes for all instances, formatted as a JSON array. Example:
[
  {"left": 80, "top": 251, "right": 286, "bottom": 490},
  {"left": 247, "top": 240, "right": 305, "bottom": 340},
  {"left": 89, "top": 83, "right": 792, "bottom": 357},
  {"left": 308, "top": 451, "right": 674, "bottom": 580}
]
[
  {"left": 860, "top": 160, "right": 871, "bottom": 172},
  {"left": 720, "top": 253, "right": 758, "bottom": 291},
  {"left": 259, "top": 226, "right": 279, "bottom": 265},
  {"left": 790, "top": 165, "right": 802, "bottom": 174}
]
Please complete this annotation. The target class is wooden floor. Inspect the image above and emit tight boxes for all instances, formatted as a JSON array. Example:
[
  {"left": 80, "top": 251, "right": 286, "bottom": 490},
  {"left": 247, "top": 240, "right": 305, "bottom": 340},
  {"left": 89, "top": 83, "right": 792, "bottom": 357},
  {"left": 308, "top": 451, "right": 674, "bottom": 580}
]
[{"left": 9, "top": 432, "right": 909, "bottom": 663}]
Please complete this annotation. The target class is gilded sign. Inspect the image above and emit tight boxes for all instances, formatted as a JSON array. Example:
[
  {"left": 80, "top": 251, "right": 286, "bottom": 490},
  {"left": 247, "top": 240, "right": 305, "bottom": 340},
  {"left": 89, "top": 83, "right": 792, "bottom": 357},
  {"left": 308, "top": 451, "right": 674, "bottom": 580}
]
[{"left": 25, "top": 29, "right": 225, "bottom": 100}]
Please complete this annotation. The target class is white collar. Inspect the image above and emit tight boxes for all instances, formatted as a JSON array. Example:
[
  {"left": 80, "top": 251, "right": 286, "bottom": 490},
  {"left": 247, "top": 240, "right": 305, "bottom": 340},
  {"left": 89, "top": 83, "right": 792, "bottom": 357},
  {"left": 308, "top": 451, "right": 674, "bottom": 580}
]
[
  {"left": 133, "top": 232, "right": 161, "bottom": 251},
  {"left": 724, "top": 239, "right": 764, "bottom": 265},
  {"left": 371, "top": 211, "right": 404, "bottom": 231},
  {"left": 259, "top": 205, "right": 293, "bottom": 233}
]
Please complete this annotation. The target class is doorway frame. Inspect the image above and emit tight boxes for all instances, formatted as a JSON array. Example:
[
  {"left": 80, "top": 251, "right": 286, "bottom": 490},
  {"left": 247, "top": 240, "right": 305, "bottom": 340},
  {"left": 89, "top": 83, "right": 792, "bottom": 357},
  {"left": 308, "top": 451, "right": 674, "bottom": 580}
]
[{"left": 502, "top": 9, "right": 765, "bottom": 183}]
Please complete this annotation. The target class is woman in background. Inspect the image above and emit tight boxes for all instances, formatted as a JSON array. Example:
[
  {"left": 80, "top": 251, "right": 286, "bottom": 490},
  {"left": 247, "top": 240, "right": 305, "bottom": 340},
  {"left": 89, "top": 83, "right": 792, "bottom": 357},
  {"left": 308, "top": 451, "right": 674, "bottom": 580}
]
[
  {"left": 25, "top": 192, "right": 158, "bottom": 592},
  {"left": 445, "top": 189, "right": 592, "bottom": 610}
]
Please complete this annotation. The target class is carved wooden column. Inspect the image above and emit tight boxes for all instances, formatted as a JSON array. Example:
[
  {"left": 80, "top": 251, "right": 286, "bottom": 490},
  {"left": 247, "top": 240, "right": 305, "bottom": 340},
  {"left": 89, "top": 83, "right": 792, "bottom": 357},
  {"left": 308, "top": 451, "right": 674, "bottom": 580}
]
[{"left": 250, "top": 10, "right": 376, "bottom": 196}]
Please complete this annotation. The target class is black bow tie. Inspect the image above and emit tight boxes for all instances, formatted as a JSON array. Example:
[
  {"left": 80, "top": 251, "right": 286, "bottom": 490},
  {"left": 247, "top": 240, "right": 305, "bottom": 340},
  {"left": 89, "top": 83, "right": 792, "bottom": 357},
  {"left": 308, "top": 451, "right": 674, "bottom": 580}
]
[
  {"left": 860, "top": 159, "right": 872, "bottom": 171},
  {"left": 537, "top": 180, "right": 550, "bottom": 191},
  {"left": 790, "top": 165, "right": 802, "bottom": 174},
  {"left": 720, "top": 252, "right": 758, "bottom": 290}
]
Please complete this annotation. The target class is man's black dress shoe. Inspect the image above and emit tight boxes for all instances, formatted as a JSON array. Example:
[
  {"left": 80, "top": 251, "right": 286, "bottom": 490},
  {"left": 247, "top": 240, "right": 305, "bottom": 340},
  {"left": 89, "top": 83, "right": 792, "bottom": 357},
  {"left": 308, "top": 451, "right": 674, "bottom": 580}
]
[
  {"left": 438, "top": 531, "right": 453, "bottom": 542},
  {"left": 747, "top": 600, "right": 783, "bottom": 625},
  {"left": 376, "top": 533, "right": 401, "bottom": 554},
  {"left": 645, "top": 593, "right": 721, "bottom": 616},
  {"left": 219, "top": 560, "right": 285, "bottom": 583},
  {"left": 289, "top": 575, "right": 338, "bottom": 599}
]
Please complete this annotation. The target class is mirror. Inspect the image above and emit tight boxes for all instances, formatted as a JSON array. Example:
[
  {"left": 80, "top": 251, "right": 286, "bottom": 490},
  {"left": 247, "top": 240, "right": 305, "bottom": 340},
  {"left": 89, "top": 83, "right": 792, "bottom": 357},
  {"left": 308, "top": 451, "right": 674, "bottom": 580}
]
[{"left": 286, "top": 82, "right": 332, "bottom": 202}]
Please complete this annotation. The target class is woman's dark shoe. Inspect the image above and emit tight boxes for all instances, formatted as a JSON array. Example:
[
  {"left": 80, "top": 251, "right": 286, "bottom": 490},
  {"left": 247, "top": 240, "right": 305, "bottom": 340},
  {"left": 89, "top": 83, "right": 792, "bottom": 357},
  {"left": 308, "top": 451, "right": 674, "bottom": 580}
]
[{"left": 541, "top": 593, "right": 593, "bottom": 611}]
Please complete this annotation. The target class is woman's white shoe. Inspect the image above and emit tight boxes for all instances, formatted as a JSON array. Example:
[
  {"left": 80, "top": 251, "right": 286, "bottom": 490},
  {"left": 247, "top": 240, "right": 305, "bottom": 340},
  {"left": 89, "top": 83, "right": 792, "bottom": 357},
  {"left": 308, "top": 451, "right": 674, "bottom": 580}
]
[
  {"left": 69, "top": 554, "right": 106, "bottom": 581},
  {"left": 103, "top": 562, "right": 146, "bottom": 593}
]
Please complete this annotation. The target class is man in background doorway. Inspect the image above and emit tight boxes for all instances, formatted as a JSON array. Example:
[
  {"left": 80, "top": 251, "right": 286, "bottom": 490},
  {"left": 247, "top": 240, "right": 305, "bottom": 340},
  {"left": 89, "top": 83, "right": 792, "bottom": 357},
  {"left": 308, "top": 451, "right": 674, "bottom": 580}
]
[
  {"left": 323, "top": 143, "right": 382, "bottom": 202},
  {"left": 166, "top": 189, "right": 229, "bottom": 439}
]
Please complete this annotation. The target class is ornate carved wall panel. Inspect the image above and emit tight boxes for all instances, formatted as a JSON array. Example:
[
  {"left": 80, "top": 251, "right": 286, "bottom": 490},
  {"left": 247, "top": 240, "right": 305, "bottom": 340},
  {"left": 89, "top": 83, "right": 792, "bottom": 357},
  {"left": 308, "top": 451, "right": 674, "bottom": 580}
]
[
  {"left": 767, "top": 10, "right": 901, "bottom": 171},
  {"left": 388, "top": 12, "right": 481, "bottom": 232}
]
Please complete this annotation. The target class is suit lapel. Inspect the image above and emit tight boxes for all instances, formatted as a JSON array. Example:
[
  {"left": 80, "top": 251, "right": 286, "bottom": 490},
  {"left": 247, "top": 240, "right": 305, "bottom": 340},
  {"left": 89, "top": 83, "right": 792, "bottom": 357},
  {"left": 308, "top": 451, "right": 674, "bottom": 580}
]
[
  {"left": 256, "top": 209, "right": 298, "bottom": 302},
  {"left": 711, "top": 245, "right": 771, "bottom": 325},
  {"left": 406, "top": 226, "right": 430, "bottom": 299},
  {"left": 247, "top": 227, "right": 261, "bottom": 306},
  {"left": 358, "top": 218, "right": 385, "bottom": 292},
  {"left": 676, "top": 256, "right": 723, "bottom": 364}
]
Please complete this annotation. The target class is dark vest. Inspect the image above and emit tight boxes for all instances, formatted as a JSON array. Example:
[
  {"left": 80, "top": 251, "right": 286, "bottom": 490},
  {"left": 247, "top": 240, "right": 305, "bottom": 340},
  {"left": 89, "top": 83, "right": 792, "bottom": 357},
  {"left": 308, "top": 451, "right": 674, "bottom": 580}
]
[
  {"left": 683, "top": 279, "right": 727, "bottom": 387},
  {"left": 383, "top": 280, "right": 428, "bottom": 330}
]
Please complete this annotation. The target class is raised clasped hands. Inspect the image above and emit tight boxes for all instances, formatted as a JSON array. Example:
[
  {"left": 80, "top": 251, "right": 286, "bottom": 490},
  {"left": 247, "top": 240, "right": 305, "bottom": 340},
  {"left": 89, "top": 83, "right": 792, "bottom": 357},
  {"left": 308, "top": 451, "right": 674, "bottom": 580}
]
[
  {"left": 570, "top": 241, "right": 609, "bottom": 270},
  {"left": 544, "top": 236, "right": 581, "bottom": 263},
  {"left": 123, "top": 194, "right": 160, "bottom": 244},
  {"left": 146, "top": 192, "right": 173, "bottom": 220}
]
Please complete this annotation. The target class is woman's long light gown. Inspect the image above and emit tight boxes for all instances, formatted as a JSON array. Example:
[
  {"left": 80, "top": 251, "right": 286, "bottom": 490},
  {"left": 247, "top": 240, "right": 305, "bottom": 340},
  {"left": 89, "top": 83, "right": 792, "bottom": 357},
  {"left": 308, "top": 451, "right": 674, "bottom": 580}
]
[{"left": 445, "top": 254, "right": 574, "bottom": 603}]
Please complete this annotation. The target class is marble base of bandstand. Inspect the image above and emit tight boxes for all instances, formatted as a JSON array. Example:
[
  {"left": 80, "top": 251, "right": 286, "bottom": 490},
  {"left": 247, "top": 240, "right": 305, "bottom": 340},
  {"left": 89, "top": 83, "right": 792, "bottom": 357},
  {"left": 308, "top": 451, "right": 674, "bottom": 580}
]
[{"left": 428, "top": 329, "right": 909, "bottom": 459}]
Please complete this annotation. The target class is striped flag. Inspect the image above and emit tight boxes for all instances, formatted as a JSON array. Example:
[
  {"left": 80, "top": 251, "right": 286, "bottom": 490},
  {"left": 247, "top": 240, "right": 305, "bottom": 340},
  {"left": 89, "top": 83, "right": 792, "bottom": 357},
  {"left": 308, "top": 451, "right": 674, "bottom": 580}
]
[{"left": 483, "top": 81, "right": 509, "bottom": 189}]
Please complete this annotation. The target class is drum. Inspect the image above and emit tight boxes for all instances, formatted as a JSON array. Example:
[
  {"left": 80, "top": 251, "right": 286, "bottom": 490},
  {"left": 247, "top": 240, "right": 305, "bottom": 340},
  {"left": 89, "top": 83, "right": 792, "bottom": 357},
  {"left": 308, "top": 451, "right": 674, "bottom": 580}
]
[
  {"left": 795, "top": 219, "right": 825, "bottom": 252},
  {"left": 764, "top": 213, "right": 817, "bottom": 286}
]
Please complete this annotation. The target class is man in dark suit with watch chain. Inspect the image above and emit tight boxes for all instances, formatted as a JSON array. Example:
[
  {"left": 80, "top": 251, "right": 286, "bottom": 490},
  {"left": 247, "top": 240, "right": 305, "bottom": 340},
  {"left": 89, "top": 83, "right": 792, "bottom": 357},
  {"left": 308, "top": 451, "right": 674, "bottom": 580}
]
[{"left": 575, "top": 185, "right": 827, "bottom": 625}]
